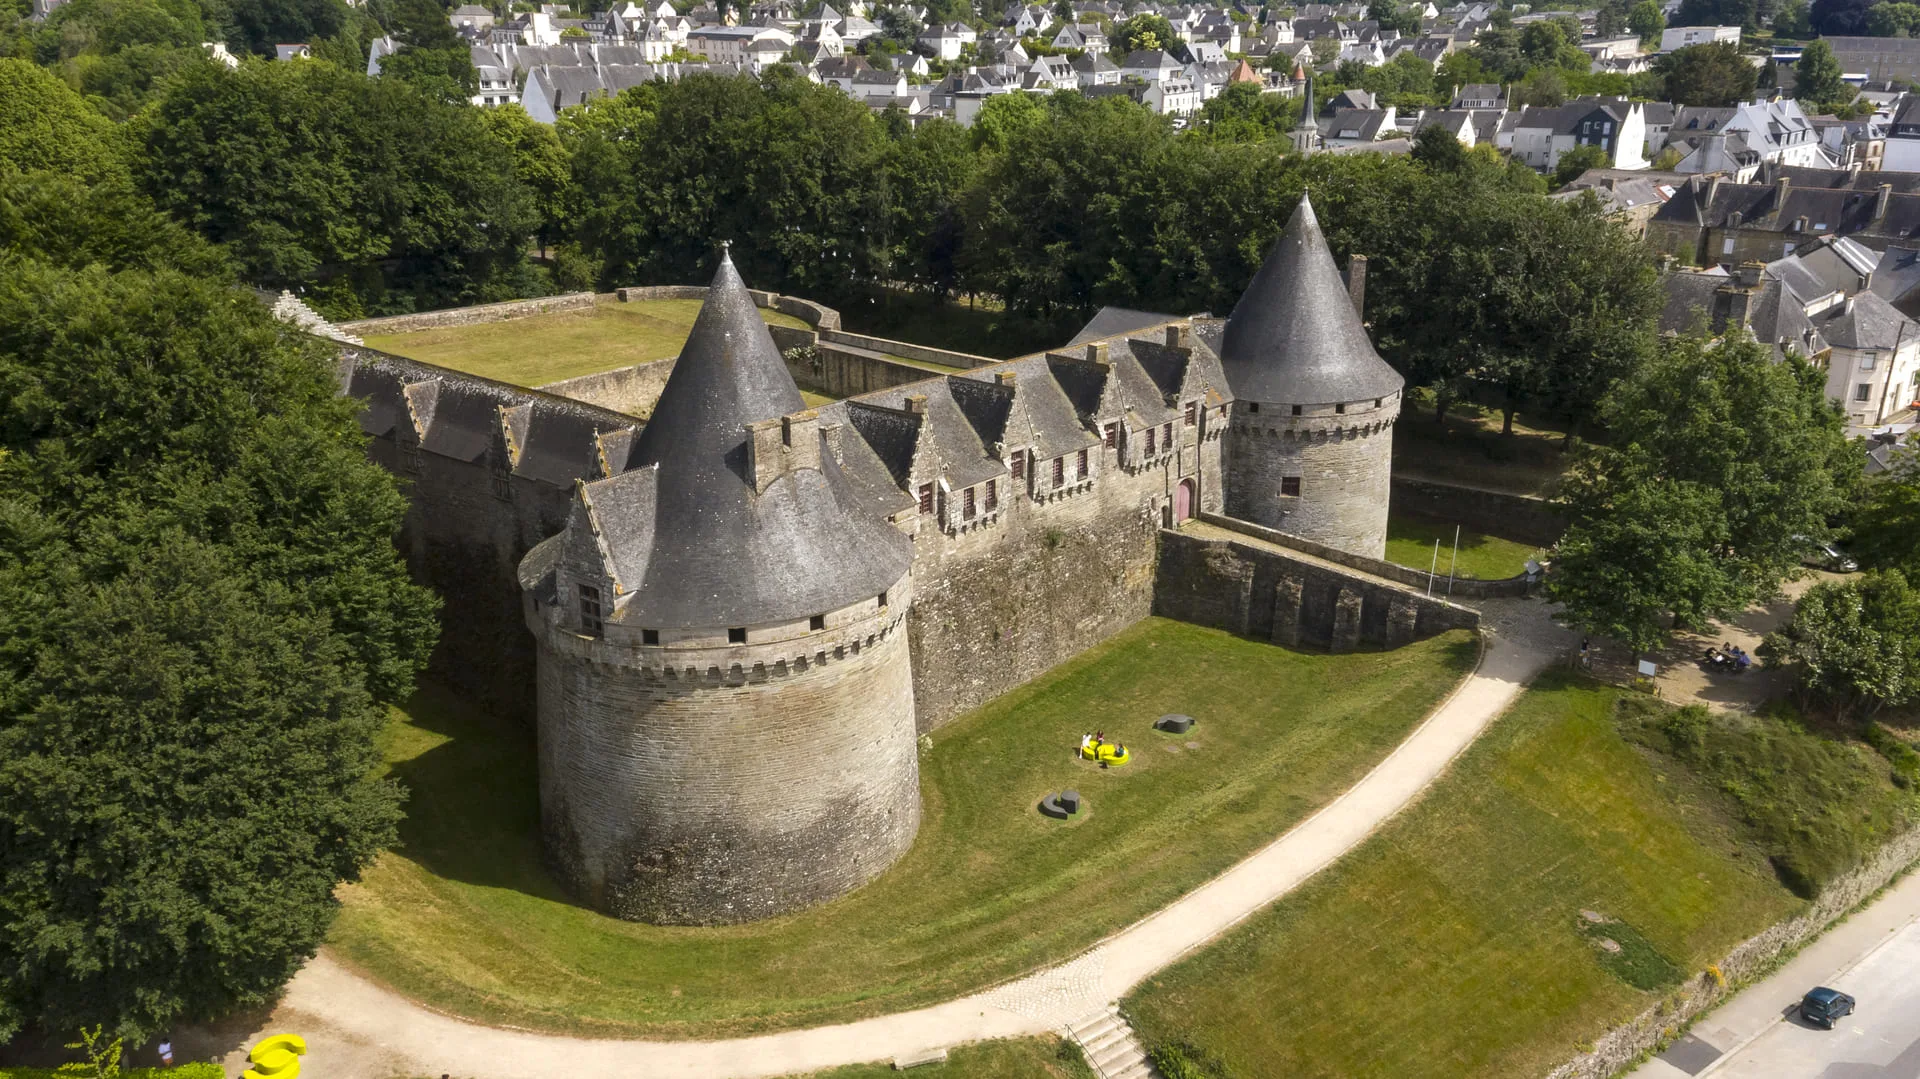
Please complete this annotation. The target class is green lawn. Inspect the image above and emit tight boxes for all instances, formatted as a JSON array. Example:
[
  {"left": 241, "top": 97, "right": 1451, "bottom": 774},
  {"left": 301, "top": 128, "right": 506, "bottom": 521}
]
[
  {"left": 782, "top": 1038, "right": 1092, "bottom": 1079},
  {"left": 329, "top": 618, "right": 1476, "bottom": 1038},
  {"left": 1391, "top": 390, "right": 1581, "bottom": 497},
  {"left": 1384, "top": 511, "right": 1543, "bottom": 581},
  {"left": 1126, "top": 676, "right": 1807, "bottom": 1079},
  {"left": 361, "top": 298, "right": 810, "bottom": 387}
]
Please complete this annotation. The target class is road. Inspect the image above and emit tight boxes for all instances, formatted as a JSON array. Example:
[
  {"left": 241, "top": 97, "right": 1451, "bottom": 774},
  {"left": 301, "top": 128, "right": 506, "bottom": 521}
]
[{"left": 1632, "top": 870, "right": 1920, "bottom": 1079}]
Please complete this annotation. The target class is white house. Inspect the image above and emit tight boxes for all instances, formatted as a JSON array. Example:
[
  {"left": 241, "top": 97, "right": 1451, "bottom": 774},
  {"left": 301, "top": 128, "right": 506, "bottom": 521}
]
[
  {"left": 1511, "top": 97, "right": 1650, "bottom": 171},
  {"left": 1659, "top": 24, "right": 1740, "bottom": 50},
  {"left": 918, "top": 22, "right": 977, "bottom": 60},
  {"left": 1145, "top": 77, "right": 1201, "bottom": 115}
]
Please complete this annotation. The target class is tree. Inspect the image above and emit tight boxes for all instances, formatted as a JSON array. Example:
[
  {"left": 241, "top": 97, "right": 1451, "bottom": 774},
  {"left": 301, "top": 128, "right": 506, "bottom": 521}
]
[
  {"left": 1848, "top": 450, "right": 1920, "bottom": 579},
  {"left": 1551, "top": 332, "right": 1853, "bottom": 648},
  {"left": 880, "top": 116, "right": 975, "bottom": 296},
  {"left": 1809, "top": 0, "right": 1876, "bottom": 33},
  {"left": 0, "top": 256, "right": 436, "bottom": 1040},
  {"left": 479, "top": 103, "right": 571, "bottom": 250},
  {"left": 1657, "top": 42, "right": 1758, "bottom": 106},
  {"left": 133, "top": 59, "right": 536, "bottom": 314},
  {"left": 1113, "top": 12, "right": 1174, "bottom": 54},
  {"left": 970, "top": 89, "right": 1047, "bottom": 152},
  {"left": 1552, "top": 143, "right": 1609, "bottom": 186},
  {"left": 568, "top": 72, "right": 889, "bottom": 299},
  {"left": 1195, "top": 79, "right": 1298, "bottom": 141},
  {"left": 1627, "top": 0, "right": 1664, "bottom": 39},
  {"left": 1866, "top": 1, "right": 1920, "bottom": 35},
  {"left": 0, "top": 59, "right": 123, "bottom": 183},
  {"left": 1795, "top": 38, "right": 1847, "bottom": 106},
  {"left": 1411, "top": 124, "right": 1469, "bottom": 170},
  {"left": 1775, "top": 0, "right": 1814, "bottom": 36},
  {"left": 226, "top": 0, "right": 348, "bottom": 55},
  {"left": 1764, "top": 571, "right": 1920, "bottom": 718},
  {"left": 1367, "top": 0, "right": 1421, "bottom": 36}
]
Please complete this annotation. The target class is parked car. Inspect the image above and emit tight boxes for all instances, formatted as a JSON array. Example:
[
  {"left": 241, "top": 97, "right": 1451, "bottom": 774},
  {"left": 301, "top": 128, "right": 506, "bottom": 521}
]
[
  {"left": 1799, "top": 986, "right": 1856, "bottom": 1029},
  {"left": 1797, "top": 538, "right": 1858, "bottom": 573}
]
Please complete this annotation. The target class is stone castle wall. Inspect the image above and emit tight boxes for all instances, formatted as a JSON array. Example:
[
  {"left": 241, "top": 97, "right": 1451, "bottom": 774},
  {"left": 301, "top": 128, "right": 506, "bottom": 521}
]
[
  {"left": 531, "top": 602, "right": 921, "bottom": 924},
  {"left": 536, "top": 358, "right": 676, "bottom": 419},
  {"left": 1225, "top": 395, "right": 1399, "bottom": 560},
  {"left": 1390, "top": 476, "right": 1565, "bottom": 549},
  {"left": 338, "top": 292, "right": 597, "bottom": 336},
  {"left": 1154, "top": 526, "right": 1480, "bottom": 649},
  {"left": 341, "top": 347, "right": 638, "bottom": 720}
]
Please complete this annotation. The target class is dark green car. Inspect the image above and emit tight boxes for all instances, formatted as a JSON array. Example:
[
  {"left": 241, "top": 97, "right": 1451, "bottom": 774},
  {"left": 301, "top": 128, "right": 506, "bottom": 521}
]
[{"left": 1799, "top": 986, "right": 1856, "bottom": 1029}]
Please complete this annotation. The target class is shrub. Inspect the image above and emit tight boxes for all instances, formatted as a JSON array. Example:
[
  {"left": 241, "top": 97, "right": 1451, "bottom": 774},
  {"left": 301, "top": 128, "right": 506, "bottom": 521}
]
[
  {"left": 1864, "top": 723, "right": 1920, "bottom": 789},
  {"left": 1148, "top": 1040, "right": 1232, "bottom": 1079}
]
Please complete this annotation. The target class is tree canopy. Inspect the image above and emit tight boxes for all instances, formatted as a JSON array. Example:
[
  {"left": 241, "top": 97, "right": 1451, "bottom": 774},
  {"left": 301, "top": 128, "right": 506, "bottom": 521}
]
[
  {"left": 1550, "top": 332, "right": 1854, "bottom": 650},
  {"left": 1765, "top": 571, "right": 1920, "bottom": 719},
  {"left": 1657, "top": 42, "right": 1759, "bottom": 107},
  {"left": 0, "top": 250, "right": 436, "bottom": 1039}
]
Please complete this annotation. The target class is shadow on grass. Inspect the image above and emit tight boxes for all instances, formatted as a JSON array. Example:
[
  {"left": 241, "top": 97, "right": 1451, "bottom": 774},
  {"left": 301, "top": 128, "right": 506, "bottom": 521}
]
[{"left": 383, "top": 684, "right": 571, "bottom": 903}]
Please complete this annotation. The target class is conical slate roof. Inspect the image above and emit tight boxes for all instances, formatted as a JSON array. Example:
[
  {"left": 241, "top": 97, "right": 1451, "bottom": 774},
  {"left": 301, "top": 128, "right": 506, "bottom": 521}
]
[
  {"left": 1219, "top": 194, "right": 1403, "bottom": 405},
  {"left": 612, "top": 250, "right": 912, "bottom": 629}
]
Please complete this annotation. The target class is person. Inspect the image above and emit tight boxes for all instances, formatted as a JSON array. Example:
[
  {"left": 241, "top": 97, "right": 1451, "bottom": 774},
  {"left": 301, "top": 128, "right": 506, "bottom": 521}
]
[
  {"left": 158, "top": 1040, "right": 174, "bottom": 1067},
  {"left": 1079, "top": 732, "right": 1093, "bottom": 755},
  {"left": 1736, "top": 650, "right": 1752, "bottom": 670},
  {"left": 1579, "top": 638, "right": 1591, "bottom": 669}
]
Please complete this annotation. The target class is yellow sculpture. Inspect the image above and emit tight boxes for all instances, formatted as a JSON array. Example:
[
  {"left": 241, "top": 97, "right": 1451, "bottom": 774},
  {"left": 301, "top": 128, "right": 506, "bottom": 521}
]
[
  {"left": 243, "top": 1034, "right": 306, "bottom": 1079},
  {"left": 1077, "top": 735, "right": 1131, "bottom": 766}
]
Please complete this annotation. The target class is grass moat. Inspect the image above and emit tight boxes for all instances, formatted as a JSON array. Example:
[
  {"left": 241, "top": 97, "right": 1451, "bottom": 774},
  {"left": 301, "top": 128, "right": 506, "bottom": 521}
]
[
  {"left": 1125, "top": 677, "right": 1915, "bottom": 1078},
  {"left": 329, "top": 618, "right": 1477, "bottom": 1038},
  {"left": 361, "top": 297, "right": 812, "bottom": 388}
]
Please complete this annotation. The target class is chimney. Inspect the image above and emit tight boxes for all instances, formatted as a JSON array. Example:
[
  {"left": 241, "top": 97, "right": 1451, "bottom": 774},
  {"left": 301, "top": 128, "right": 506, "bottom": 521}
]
[
  {"left": 1707, "top": 175, "right": 1722, "bottom": 207},
  {"left": 994, "top": 370, "right": 1017, "bottom": 386},
  {"left": 904, "top": 393, "right": 927, "bottom": 414},
  {"left": 1085, "top": 341, "right": 1110, "bottom": 365},
  {"left": 1164, "top": 323, "right": 1191, "bottom": 349},
  {"left": 1345, "top": 254, "right": 1368, "bottom": 320},
  {"left": 1735, "top": 261, "right": 1764, "bottom": 288},
  {"left": 1775, "top": 175, "right": 1790, "bottom": 208},
  {"left": 1876, "top": 182, "right": 1893, "bottom": 222},
  {"left": 745, "top": 410, "right": 822, "bottom": 493}
]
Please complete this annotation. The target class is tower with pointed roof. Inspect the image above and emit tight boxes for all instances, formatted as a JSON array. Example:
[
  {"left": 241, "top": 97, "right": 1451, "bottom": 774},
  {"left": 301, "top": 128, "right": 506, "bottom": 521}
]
[
  {"left": 1217, "top": 194, "right": 1402, "bottom": 558},
  {"left": 1292, "top": 72, "right": 1319, "bottom": 155},
  {"left": 518, "top": 250, "right": 921, "bottom": 926}
]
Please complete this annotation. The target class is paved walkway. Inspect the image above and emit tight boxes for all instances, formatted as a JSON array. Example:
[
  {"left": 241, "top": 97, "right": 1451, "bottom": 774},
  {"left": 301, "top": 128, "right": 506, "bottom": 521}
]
[
  {"left": 181, "top": 610, "right": 1563, "bottom": 1079},
  {"left": 1628, "top": 870, "right": 1920, "bottom": 1079}
]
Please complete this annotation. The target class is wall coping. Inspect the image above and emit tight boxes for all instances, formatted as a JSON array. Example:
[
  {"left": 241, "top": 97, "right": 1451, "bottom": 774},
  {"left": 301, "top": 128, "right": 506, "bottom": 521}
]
[{"left": 1191, "top": 512, "right": 1533, "bottom": 599}]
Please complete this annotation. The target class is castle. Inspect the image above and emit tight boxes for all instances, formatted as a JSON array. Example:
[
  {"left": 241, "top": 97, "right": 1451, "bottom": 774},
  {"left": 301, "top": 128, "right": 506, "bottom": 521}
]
[{"left": 342, "top": 195, "right": 1453, "bottom": 926}]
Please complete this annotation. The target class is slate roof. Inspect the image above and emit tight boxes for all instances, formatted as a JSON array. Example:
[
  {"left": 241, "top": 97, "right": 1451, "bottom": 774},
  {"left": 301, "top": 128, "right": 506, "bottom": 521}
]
[
  {"left": 583, "top": 251, "right": 911, "bottom": 628},
  {"left": 1069, "top": 306, "right": 1178, "bottom": 344},
  {"left": 1816, "top": 289, "right": 1912, "bottom": 350},
  {"left": 1214, "top": 194, "right": 1403, "bottom": 404},
  {"left": 1870, "top": 244, "right": 1920, "bottom": 315}
]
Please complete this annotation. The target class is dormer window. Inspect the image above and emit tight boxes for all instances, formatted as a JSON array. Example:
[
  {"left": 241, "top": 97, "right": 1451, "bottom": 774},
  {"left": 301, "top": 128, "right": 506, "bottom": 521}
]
[{"left": 578, "top": 584, "right": 603, "bottom": 638}]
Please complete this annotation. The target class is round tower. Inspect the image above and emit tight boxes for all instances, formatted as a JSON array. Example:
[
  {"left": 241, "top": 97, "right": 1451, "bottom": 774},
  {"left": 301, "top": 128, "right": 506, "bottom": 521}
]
[
  {"left": 1219, "top": 194, "right": 1403, "bottom": 559},
  {"left": 519, "top": 251, "right": 919, "bottom": 925}
]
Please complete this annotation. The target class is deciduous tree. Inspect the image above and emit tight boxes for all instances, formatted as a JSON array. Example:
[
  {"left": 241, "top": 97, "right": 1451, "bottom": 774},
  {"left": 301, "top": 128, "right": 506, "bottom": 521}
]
[
  {"left": 1764, "top": 571, "right": 1920, "bottom": 718},
  {"left": 1657, "top": 41, "right": 1758, "bottom": 106}
]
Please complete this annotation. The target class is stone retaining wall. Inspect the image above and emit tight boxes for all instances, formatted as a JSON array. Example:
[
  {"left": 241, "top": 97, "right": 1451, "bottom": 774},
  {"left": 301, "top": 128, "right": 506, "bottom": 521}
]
[
  {"left": 1392, "top": 476, "right": 1566, "bottom": 548},
  {"left": 1155, "top": 527, "right": 1480, "bottom": 650},
  {"left": 338, "top": 292, "right": 597, "bottom": 336},
  {"left": 817, "top": 328, "right": 994, "bottom": 370},
  {"left": 1545, "top": 825, "right": 1920, "bottom": 1079},
  {"left": 1193, "top": 513, "right": 1533, "bottom": 599},
  {"left": 536, "top": 358, "right": 675, "bottom": 419}
]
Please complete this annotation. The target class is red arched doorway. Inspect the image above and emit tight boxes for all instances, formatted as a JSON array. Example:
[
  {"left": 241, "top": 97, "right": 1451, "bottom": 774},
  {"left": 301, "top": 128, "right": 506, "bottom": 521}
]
[{"left": 1175, "top": 479, "right": 1195, "bottom": 523}]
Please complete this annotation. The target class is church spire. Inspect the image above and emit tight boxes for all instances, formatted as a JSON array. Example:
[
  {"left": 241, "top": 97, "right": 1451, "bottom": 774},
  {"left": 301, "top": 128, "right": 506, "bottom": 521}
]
[{"left": 1292, "top": 72, "right": 1318, "bottom": 155}]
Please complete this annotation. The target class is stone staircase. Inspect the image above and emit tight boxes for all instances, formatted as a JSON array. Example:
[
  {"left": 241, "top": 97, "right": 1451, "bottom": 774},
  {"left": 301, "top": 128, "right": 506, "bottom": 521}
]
[
  {"left": 268, "top": 290, "right": 364, "bottom": 345},
  {"left": 1065, "top": 1005, "right": 1155, "bottom": 1079}
]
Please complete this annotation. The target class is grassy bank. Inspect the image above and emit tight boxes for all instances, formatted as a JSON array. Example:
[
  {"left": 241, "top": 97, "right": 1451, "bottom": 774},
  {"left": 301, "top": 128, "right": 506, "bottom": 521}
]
[
  {"left": 782, "top": 1038, "right": 1092, "bottom": 1078},
  {"left": 1383, "top": 511, "right": 1543, "bottom": 581},
  {"left": 1126, "top": 677, "right": 1858, "bottom": 1078},
  {"left": 362, "top": 297, "right": 809, "bottom": 386},
  {"left": 329, "top": 619, "right": 1476, "bottom": 1038}
]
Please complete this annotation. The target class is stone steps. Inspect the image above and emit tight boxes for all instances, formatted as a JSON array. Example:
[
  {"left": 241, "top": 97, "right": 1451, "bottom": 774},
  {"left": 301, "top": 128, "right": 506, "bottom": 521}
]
[{"left": 1065, "top": 1004, "right": 1156, "bottom": 1079}]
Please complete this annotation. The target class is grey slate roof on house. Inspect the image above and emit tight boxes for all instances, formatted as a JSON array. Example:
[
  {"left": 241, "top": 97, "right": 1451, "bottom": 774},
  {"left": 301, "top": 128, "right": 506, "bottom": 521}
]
[
  {"left": 1213, "top": 194, "right": 1403, "bottom": 405},
  {"left": 1816, "top": 289, "right": 1910, "bottom": 350},
  {"left": 590, "top": 251, "right": 911, "bottom": 628}
]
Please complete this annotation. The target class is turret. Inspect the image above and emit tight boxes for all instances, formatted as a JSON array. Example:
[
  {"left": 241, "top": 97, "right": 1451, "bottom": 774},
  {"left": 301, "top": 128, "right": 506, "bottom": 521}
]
[
  {"left": 1220, "top": 194, "right": 1403, "bottom": 558},
  {"left": 519, "top": 249, "right": 919, "bottom": 925}
]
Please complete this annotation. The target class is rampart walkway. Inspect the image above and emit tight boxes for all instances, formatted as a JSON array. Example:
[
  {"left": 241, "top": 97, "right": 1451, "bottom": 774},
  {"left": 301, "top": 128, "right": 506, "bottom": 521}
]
[{"left": 185, "top": 605, "right": 1566, "bottom": 1079}]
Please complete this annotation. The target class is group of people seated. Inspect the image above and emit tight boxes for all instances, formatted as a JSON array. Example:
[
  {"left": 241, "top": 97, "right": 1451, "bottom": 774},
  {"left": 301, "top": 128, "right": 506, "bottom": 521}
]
[
  {"left": 1079, "top": 730, "right": 1129, "bottom": 763},
  {"left": 1705, "top": 642, "right": 1752, "bottom": 672}
]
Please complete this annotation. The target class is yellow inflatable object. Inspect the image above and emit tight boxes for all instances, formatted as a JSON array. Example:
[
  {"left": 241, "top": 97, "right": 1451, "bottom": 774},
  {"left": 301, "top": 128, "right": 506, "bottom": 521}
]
[
  {"left": 243, "top": 1034, "right": 306, "bottom": 1079},
  {"left": 1079, "top": 740, "right": 1131, "bottom": 766}
]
